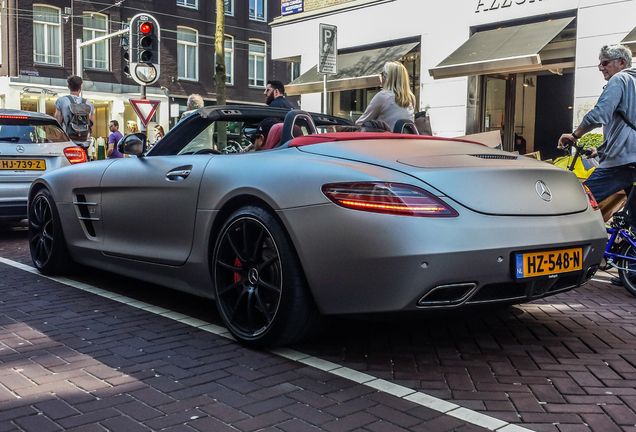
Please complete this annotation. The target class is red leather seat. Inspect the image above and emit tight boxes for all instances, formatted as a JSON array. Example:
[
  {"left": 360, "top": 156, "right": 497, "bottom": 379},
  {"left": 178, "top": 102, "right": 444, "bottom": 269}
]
[{"left": 264, "top": 123, "right": 284, "bottom": 150}]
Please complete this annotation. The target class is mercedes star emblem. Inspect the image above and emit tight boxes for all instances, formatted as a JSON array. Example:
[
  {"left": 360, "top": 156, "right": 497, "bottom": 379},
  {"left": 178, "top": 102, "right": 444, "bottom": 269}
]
[
  {"left": 16, "top": 145, "right": 25, "bottom": 153},
  {"left": 535, "top": 180, "right": 552, "bottom": 202}
]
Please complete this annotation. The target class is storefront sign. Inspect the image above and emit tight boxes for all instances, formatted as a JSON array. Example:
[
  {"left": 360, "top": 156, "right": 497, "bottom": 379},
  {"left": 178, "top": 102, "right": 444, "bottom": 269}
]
[
  {"left": 282, "top": 0, "right": 303, "bottom": 16},
  {"left": 20, "top": 70, "right": 39, "bottom": 77},
  {"left": 318, "top": 23, "right": 337, "bottom": 75},
  {"left": 476, "top": 0, "right": 543, "bottom": 13},
  {"left": 21, "top": 87, "right": 57, "bottom": 96}
]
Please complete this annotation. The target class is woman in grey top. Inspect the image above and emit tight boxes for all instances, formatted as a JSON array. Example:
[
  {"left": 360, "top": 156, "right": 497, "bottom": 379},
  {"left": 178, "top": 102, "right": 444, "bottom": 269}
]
[{"left": 356, "top": 61, "right": 415, "bottom": 131}]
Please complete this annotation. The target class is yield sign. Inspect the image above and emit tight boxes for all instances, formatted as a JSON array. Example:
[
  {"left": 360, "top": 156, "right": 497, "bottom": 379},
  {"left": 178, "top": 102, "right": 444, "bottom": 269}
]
[{"left": 129, "top": 99, "right": 161, "bottom": 127}]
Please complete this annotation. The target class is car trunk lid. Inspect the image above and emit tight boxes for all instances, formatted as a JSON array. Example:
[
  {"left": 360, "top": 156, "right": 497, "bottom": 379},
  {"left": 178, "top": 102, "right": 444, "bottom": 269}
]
[{"left": 297, "top": 139, "right": 590, "bottom": 216}]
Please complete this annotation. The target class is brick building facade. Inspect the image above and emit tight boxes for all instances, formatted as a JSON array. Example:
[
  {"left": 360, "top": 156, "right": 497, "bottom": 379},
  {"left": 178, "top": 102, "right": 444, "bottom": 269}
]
[{"left": 0, "top": 0, "right": 288, "bottom": 140}]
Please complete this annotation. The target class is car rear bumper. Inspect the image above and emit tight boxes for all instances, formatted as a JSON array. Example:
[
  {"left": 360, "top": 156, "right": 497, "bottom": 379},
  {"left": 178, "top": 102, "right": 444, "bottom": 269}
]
[
  {"left": 280, "top": 204, "right": 607, "bottom": 315},
  {"left": 0, "top": 200, "right": 27, "bottom": 220}
]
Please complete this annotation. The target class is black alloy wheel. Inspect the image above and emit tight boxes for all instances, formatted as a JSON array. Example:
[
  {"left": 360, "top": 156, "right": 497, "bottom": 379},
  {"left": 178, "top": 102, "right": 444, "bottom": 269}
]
[
  {"left": 29, "top": 189, "right": 72, "bottom": 275},
  {"left": 213, "top": 206, "right": 321, "bottom": 347}
]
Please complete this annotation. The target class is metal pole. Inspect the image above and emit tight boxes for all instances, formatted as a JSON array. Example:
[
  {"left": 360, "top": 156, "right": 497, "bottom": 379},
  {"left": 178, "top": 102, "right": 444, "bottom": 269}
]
[
  {"left": 140, "top": 85, "right": 147, "bottom": 134},
  {"left": 76, "top": 38, "right": 82, "bottom": 95},
  {"left": 323, "top": 75, "right": 327, "bottom": 115}
]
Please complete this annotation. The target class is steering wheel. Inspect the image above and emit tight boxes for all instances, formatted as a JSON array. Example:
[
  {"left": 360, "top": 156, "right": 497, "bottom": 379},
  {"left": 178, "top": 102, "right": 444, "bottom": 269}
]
[
  {"left": 220, "top": 140, "right": 244, "bottom": 154},
  {"left": 192, "top": 148, "right": 221, "bottom": 155}
]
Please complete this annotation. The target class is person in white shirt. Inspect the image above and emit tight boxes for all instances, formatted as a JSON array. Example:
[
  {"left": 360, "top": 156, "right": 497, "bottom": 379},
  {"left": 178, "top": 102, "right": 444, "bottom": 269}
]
[{"left": 356, "top": 61, "right": 415, "bottom": 131}]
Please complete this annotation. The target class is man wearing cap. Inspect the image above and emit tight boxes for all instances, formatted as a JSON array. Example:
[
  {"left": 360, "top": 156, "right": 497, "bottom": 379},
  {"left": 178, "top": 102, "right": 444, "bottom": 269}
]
[{"left": 242, "top": 118, "right": 282, "bottom": 152}]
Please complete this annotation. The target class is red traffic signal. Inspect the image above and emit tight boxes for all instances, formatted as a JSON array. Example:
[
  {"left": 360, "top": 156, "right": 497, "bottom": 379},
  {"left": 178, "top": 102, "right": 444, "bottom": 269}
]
[{"left": 140, "top": 22, "right": 152, "bottom": 34}]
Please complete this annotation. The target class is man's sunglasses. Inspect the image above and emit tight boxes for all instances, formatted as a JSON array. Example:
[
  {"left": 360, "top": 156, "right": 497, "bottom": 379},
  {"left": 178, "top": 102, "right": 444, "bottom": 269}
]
[
  {"left": 598, "top": 58, "right": 620, "bottom": 68},
  {"left": 249, "top": 133, "right": 262, "bottom": 144}
]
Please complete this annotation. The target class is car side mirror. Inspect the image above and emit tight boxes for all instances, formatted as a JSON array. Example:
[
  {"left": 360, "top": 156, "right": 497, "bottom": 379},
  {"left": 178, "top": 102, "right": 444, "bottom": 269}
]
[{"left": 118, "top": 133, "right": 146, "bottom": 156}]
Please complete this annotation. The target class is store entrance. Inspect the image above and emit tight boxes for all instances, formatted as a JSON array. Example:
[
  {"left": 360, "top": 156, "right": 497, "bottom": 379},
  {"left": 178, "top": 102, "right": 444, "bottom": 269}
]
[
  {"left": 478, "top": 71, "right": 574, "bottom": 159},
  {"left": 534, "top": 73, "right": 574, "bottom": 161}
]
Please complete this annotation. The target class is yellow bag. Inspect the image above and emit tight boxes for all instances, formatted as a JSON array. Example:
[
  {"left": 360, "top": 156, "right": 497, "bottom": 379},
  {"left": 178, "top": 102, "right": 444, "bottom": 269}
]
[{"left": 553, "top": 155, "right": 597, "bottom": 180}]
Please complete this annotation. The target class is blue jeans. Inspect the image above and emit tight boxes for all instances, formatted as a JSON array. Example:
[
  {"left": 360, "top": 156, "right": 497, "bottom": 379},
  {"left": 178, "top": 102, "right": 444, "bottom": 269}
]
[{"left": 584, "top": 165, "right": 636, "bottom": 227}]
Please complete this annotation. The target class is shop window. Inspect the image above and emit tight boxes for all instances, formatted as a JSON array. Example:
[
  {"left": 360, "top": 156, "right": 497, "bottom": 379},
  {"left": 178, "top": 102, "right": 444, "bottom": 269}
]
[
  {"left": 33, "top": 5, "right": 62, "bottom": 65},
  {"left": 249, "top": 0, "right": 266, "bottom": 21},
  {"left": 83, "top": 13, "right": 109, "bottom": 70},
  {"left": 248, "top": 40, "right": 266, "bottom": 87},
  {"left": 177, "top": 0, "right": 197, "bottom": 9},
  {"left": 20, "top": 96, "right": 38, "bottom": 112},
  {"left": 177, "top": 27, "right": 198, "bottom": 81}
]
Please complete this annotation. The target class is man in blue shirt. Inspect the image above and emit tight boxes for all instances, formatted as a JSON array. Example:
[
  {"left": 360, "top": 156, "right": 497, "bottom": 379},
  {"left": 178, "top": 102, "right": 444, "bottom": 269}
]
[{"left": 559, "top": 44, "right": 636, "bottom": 286}]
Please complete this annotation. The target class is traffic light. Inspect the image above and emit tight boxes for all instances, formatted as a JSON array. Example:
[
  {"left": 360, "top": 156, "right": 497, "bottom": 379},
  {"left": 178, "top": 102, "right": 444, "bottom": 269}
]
[
  {"left": 128, "top": 14, "right": 160, "bottom": 86},
  {"left": 120, "top": 24, "right": 131, "bottom": 77}
]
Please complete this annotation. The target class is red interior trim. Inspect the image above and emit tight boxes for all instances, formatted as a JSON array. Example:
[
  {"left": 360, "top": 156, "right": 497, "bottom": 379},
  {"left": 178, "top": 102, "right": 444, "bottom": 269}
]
[{"left": 289, "top": 132, "right": 485, "bottom": 148}]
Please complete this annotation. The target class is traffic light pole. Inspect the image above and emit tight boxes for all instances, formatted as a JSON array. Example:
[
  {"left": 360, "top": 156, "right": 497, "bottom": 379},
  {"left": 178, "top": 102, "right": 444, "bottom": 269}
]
[{"left": 75, "top": 28, "right": 129, "bottom": 80}]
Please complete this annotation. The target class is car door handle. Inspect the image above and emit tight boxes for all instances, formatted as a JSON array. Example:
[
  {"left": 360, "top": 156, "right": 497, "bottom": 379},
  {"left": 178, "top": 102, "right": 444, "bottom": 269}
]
[{"left": 166, "top": 169, "right": 191, "bottom": 180}]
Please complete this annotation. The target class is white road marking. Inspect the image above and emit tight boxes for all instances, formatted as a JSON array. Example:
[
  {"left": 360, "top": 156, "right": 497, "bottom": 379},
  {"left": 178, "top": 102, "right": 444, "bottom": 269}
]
[{"left": 0, "top": 256, "right": 535, "bottom": 432}]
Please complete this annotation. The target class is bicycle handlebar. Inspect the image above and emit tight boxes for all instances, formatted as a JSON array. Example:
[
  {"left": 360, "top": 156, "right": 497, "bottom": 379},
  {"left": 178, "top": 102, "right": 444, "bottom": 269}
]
[{"left": 560, "top": 138, "right": 593, "bottom": 171}]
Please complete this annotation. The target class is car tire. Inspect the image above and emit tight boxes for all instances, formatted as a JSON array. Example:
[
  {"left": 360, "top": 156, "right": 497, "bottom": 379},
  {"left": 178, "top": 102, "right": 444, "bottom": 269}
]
[
  {"left": 28, "top": 189, "right": 73, "bottom": 275},
  {"left": 618, "top": 241, "right": 636, "bottom": 297},
  {"left": 212, "top": 205, "right": 322, "bottom": 348}
]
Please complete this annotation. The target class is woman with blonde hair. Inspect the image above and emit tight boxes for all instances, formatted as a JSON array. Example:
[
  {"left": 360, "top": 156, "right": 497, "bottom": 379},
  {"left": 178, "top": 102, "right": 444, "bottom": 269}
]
[
  {"left": 356, "top": 61, "right": 415, "bottom": 131},
  {"left": 127, "top": 120, "right": 140, "bottom": 134}
]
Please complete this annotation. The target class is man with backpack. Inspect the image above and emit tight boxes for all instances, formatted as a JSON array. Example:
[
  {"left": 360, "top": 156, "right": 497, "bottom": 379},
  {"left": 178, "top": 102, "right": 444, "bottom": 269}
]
[{"left": 55, "top": 75, "right": 95, "bottom": 153}]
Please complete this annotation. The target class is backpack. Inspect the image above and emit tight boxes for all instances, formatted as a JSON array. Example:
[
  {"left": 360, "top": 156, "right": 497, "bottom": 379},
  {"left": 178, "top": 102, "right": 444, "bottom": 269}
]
[{"left": 64, "top": 95, "right": 92, "bottom": 142}]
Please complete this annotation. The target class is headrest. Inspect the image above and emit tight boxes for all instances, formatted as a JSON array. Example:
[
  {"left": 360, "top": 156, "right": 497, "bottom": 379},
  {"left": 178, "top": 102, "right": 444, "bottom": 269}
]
[{"left": 264, "top": 123, "right": 284, "bottom": 150}]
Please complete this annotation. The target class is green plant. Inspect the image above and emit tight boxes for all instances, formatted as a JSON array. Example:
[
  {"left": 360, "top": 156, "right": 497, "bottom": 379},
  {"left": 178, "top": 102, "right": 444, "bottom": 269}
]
[{"left": 579, "top": 133, "right": 603, "bottom": 149}]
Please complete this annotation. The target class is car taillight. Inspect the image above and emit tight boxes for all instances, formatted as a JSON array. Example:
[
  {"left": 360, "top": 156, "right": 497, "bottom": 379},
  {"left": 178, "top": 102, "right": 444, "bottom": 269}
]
[
  {"left": 64, "top": 147, "right": 87, "bottom": 164},
  {"left": 322, "top": 182, "right": 459, "bottom": 217},
  {"left": 583, "top": 185, "right": 599, "bottom": 211},
  {"left": 0, "top": 115, "right": 28, "bottom": 119}
]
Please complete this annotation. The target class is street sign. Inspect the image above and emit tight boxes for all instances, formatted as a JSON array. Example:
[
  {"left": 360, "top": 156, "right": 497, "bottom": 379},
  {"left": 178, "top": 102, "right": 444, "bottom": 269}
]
[
  {"left": 129, "top": 99, "right": 160, "bottom": 127},
  {"left": 318, "top": 24, "right": 337, "bottom": 75},
  {"left": 282, "top": 0, "right": 303, "bottom": 15}
]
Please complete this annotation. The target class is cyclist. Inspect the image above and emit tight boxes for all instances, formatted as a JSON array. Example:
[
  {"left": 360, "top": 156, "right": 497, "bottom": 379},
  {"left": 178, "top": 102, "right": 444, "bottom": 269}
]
[{"left": 558, "top": 44, "right": 636, "bottom": 285}]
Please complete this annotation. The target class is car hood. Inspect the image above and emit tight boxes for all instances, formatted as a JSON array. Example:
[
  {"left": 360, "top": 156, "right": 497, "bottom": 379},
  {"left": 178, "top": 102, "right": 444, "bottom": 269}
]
[{"left": 297, "top": 139, "right": 590, "bottom": 216}]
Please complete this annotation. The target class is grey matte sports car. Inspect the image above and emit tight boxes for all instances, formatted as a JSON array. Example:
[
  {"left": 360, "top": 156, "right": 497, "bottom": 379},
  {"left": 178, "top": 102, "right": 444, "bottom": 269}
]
[{"left": 28, "top": 106, "right": 607, "bottom": 347}]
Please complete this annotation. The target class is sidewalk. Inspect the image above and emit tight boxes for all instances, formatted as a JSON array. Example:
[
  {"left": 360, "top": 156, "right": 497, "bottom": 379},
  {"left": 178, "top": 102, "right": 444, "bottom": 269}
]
[{"left": 0, "top": 258, "right": 494, "bottom": 432}]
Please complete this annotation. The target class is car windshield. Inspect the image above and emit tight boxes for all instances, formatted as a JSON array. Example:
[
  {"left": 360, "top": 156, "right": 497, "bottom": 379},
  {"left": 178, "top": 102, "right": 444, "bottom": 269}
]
[{"left": 0, "top": 123, "right": 68, "bottom": 144}]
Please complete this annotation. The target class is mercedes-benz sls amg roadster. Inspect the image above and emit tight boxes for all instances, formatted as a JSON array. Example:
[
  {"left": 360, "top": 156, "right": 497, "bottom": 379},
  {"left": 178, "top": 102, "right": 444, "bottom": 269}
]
[{"left": 28, "top": 106, "right": 607, "bottom": 347}]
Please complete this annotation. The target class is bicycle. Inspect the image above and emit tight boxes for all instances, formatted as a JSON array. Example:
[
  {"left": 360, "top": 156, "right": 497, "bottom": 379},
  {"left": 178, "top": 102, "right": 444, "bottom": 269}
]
[{"left": 561, "top": 139, "right": 636, "bottom": 296}]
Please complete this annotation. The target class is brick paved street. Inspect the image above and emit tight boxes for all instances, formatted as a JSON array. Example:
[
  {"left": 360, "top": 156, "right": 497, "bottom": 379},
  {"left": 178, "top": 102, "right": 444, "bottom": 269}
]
[{"left": 2, "top": 222, "right": 636, "bottom": 431}]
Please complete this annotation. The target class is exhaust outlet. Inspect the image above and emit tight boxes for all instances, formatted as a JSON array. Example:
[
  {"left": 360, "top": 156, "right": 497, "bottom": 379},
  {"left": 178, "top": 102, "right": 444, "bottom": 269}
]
[{"left": 417, "top": 283, "right": 477, "bottom": 306}]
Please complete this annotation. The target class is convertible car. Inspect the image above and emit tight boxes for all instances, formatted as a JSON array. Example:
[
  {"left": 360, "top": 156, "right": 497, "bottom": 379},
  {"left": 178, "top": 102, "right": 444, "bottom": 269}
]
[{"left": 28, "top": 106, "right": 607, "bottom": 347}]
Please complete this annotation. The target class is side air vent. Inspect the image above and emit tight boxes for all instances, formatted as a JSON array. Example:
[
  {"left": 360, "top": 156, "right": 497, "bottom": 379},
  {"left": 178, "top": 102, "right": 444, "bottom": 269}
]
[
  {"left": 74, "top": 194, "right": 98, "bottom": 237},
  {"left": 471, "top": 154, "right": 518, "bottom": 160}
]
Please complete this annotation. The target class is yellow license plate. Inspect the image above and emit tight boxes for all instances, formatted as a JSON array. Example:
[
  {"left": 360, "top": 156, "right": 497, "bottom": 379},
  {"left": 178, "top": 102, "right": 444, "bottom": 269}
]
[
  {"left": 515, "top": 247, "right": 582, "bottom": 278},
  {"left": 0, "top": 159, "right": 46, "bottom": 170}
]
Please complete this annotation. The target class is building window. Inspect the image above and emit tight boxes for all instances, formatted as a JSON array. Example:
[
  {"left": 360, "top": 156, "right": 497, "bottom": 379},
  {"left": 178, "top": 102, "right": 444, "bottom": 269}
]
[
  {"left": 287, "top": 62, "right": 301, "bottom": 82},
  {"left": 249, "top": 0, "right": 266, "bottom": 21},
  {"left": 33, "top": 5, "right": 61, "bottom": 65},
  {"left": 177, "top": 0, "right": 197, "bottom": 8},
  {"left": 248, "top": 40, "right": 266, "bottom": 87},
  {"left": 177, "top": 27, "right": 198, "bottom": 81},
  {"left": 218, "top": 0, "right": 233, "bottom": 15},
  {"left": 83, "top": 13, "right": 109, "bottom": 70},
  {"left": 225, "top": 36, "right": 234, "bottom": 85}
]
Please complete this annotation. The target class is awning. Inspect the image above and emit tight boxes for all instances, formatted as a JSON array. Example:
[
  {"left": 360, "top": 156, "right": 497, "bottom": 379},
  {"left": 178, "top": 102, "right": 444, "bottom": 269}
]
[
  {"left": 285, "top": 42, "right": 419, "bottom": 95},
  {"left": 429, "top": 17, "right": 575, "bottom": 80},
  {"left": 621, "top": 27, "right": 636, "bottom": 51}
]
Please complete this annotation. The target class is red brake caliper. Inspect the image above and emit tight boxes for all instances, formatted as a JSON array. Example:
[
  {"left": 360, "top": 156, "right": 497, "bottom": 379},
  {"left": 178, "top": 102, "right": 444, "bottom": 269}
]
[{"left": 233, "top": 257, "right": 242, "bottom": 283}]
